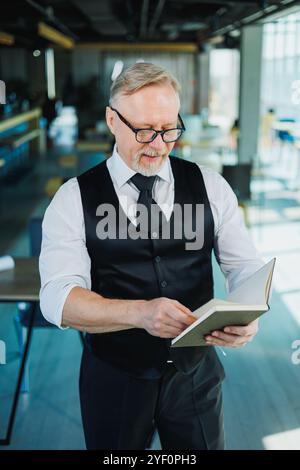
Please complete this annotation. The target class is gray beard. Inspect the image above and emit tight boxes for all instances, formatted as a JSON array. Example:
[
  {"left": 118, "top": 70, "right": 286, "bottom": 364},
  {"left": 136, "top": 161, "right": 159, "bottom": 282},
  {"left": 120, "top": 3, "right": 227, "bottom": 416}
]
[{"left": 131, "top": 152, "right": 168, "bottom": 176}]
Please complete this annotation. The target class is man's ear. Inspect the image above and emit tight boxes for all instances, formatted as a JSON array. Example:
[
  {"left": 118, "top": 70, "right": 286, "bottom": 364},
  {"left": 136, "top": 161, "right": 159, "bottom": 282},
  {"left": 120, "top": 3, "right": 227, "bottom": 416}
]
[{"left": 106, "top": 106, "right": 115, "bottom": 135}]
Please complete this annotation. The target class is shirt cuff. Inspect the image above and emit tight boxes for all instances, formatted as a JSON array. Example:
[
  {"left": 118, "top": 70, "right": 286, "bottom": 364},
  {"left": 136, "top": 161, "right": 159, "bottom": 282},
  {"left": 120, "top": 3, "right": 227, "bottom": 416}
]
[{"left": 40, "top": 282, "right": 86, "bottom": 329}]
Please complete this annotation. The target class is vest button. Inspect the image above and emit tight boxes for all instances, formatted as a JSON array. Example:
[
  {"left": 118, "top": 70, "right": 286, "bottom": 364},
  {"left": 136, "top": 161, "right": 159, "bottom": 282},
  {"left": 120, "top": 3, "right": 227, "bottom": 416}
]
[
  {"left": 155, "top": 256, "right": 161, "bottom": 263},
  {"left": 160, "top": 280, "right": 167, "bottom": 288}
]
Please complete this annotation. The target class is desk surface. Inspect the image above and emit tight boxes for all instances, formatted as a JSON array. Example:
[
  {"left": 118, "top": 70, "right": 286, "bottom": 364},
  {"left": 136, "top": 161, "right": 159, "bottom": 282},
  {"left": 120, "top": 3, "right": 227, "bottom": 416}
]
[
  {"left": 271, "top": 121, "right": 300, "bottom": 134},
  {"left": 0, "top": 257, "right": 40, "bottom": 302},
  {"left": 0, "top": 108, "right": 41, "bottom": 134}
]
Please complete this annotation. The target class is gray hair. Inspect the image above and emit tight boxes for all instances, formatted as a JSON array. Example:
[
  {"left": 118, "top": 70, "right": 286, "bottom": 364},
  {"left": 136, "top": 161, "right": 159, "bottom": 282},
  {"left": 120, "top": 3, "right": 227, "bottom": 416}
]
[{"left": 109, "top": 62, "right": 181, "bottom": 105}]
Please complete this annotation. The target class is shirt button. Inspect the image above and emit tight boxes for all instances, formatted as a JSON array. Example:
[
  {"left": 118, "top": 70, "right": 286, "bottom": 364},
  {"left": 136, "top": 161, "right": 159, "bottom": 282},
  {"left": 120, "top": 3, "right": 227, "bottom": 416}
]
[
  {"left": 152, "top": 231, "right": 158, "bottom": 238},
  {"left": 155, "top": 256, "right": 161, "bottom": 263},
  {"left": 160, "top": 280, "right": 167, "bottom": 288}
]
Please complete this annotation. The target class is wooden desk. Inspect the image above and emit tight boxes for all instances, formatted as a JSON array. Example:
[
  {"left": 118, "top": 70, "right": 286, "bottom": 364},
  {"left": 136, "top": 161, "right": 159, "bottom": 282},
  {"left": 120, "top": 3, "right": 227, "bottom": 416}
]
[
  {"left": 177, "top": 137, "right": 229, "bottom": 159},
  {"left": 0, "top": 257, "right": 39, "bottom": 302},
  {"left": 272, "top": 122, "right": 296, "bottom": 133},
  {"left": 0, "top": 108, "right": 45, "bottom": 154},
  {"left": 76, "top": 140, "right": 111, "bottom": 152},
  {"left": 0, "top": 257, "right": 83, "bottom": 445},
  {"left": 0, "top": 257, "right": 40, "bottom": 445}
]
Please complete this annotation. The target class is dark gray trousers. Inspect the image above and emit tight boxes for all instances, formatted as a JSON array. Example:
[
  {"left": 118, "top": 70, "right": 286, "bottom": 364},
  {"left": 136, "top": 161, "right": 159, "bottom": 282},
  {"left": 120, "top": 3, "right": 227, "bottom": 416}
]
[{"left": 79, "top": 346, "right": 225, "bottom": 450}]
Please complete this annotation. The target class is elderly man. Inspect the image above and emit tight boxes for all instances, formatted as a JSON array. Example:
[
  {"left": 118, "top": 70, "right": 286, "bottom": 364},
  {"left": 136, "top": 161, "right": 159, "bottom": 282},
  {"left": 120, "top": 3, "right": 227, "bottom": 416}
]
[{"left": 39, "top": 62, "right": 263, "bottom": 450}]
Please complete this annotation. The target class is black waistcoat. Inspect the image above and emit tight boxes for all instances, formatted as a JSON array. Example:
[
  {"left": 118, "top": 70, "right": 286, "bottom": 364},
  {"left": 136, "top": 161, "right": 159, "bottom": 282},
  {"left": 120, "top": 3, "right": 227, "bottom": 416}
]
[{"left": 77, "top": 156, "right": 224, "bottom": 380}]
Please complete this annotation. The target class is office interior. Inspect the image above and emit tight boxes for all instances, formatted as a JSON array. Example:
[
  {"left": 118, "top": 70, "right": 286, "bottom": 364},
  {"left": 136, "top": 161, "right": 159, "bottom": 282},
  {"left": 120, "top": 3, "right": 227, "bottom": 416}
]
[{"left": 0, "top": 0, "right": 300, "bottom": 451}]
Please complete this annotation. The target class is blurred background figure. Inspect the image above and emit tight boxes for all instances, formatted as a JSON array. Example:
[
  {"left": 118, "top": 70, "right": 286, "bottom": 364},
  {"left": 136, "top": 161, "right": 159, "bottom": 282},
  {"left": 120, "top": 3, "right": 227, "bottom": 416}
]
[
  {"left": 260, "top": 107, "right": 276, "bottom": 157},
  {"left": 229, "top": 118, "right": 239, "bottom": 153}
]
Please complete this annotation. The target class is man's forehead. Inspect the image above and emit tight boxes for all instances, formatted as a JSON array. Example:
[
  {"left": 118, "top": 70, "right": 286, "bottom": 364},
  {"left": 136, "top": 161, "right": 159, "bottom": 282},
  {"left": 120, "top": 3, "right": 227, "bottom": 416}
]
[
  {"left": 127, "top": 107, "right": 178, "bottom": 127},
  {"left": 119, "top": 84, "right": 179, "bottom": 106},
  {"left": 117, "top": 86, "right": 180, "bottom": 124}
]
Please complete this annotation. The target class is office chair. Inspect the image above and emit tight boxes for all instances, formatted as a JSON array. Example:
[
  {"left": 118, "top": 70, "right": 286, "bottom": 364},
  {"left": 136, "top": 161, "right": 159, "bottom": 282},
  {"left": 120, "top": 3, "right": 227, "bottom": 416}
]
[
  {"left": 276, "top": 118, "right": 296, "bottom": 165},
  {"left": 14, "top": 217, "right": 84, "bottom": 392},
  {"left": 276, "top": 118, "right": 295, "bottom": 144},
  {"left": 222, "top": 163, "right": 252, "bottom": 226}
]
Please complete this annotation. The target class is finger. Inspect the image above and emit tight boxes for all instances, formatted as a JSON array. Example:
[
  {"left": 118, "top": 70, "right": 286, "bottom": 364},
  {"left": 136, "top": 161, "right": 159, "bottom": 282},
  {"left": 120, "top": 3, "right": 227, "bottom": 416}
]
[
  {"left": 206, "top": 331, "right": 249, "bottom": 346},
  {"left": 167, "top": 306, "right": 197, "bottom": 325},
  {"left": 223, "top": 324, "right": 257, "bottom": 336},
  {"left": 171, "top": 300, "right": 194, "bottom": 317},
  {"left": 160, "top": 325, "right": 183, "bottom": 338},
  {"left": 163, "top": 318, "right": 189, "bottom": 331},
  {"left": 205, "top": 336, "right": 247, "bottom": 348}
]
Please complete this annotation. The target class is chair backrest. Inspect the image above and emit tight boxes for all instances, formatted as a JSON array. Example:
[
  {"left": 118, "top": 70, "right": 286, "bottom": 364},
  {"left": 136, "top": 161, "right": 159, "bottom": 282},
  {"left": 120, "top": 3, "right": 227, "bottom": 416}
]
[
  {"left": 29, "top": 217, "right": 43, "bottom": 256},
  {"left": 277, "top": 118, "right": 296, "bottom": 142},
  {"left": 222, "top": 163, "right": 252, "bottom": 201}
]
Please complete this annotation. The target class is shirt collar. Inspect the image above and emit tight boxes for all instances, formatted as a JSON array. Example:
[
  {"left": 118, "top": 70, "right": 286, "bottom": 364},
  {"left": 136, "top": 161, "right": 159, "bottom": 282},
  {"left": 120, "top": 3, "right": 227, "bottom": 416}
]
[{"left": 108, "top": 144, "right": 172, "bottom": 189}]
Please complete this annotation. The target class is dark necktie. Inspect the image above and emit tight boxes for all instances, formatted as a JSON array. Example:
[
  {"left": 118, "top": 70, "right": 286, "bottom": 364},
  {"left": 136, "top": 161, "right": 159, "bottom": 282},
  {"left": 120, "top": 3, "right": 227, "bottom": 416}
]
[{"left": 130, "top": 173, "right": 166, "bottom": 232}]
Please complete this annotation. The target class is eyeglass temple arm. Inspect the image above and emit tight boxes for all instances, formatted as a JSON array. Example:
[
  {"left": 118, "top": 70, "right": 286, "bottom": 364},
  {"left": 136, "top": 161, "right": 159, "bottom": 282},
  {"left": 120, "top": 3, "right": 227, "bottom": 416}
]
[{"left": 178, "top": 114, "right": 185, "bottom": 131}]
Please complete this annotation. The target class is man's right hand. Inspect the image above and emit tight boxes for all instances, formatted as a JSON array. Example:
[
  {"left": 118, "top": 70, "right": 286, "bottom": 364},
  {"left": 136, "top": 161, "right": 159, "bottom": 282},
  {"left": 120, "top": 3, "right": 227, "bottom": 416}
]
[{"left": 133, "top": 297, "right": 197, "bottom": 339}]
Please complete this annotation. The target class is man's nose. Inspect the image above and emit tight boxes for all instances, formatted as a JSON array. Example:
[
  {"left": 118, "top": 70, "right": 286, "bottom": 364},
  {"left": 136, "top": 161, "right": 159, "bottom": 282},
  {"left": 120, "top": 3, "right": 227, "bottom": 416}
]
[{"left": 148, "top": 133, "right": 165, "bottom": 150}]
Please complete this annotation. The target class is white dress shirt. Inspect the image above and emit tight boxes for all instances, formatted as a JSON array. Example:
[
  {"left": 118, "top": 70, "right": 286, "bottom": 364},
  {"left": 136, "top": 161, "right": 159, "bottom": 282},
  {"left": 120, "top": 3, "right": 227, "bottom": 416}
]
[{"left": 39, "top": 146, "right": 263, "bottom": 328}]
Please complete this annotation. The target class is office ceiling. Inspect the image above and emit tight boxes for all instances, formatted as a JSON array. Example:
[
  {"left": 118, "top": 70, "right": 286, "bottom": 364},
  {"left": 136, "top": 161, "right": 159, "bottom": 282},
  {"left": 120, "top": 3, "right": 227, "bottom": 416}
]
[{"left": 0, "top": 0, "right": 299, "bottom": 48}]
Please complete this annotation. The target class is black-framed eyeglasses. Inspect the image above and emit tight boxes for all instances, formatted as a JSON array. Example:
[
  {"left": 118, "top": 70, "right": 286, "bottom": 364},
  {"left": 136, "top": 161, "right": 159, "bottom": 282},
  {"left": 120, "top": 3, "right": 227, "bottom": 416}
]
[{"left": 109, "top": 106, "right": 185, "bottom": 143}]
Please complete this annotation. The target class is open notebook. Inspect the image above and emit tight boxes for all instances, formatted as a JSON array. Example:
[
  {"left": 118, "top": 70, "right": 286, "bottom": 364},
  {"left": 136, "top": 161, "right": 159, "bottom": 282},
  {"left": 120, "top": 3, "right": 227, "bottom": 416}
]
[{"left": 171, "top": 258, "right": 276, "bottom": 348}]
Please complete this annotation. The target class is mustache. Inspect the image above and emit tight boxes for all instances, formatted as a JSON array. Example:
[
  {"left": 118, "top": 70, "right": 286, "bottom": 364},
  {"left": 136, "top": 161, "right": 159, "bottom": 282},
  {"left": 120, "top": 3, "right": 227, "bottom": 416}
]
[{"left": 136, "top": 148, "right": 166, "bottom": 158}]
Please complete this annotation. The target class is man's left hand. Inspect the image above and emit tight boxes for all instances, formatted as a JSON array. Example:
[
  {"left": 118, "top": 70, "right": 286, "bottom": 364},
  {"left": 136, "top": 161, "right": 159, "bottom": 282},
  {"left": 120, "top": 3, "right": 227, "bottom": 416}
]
[{"left": 205, "top": 319, "right": 259, "bottom": 348}]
